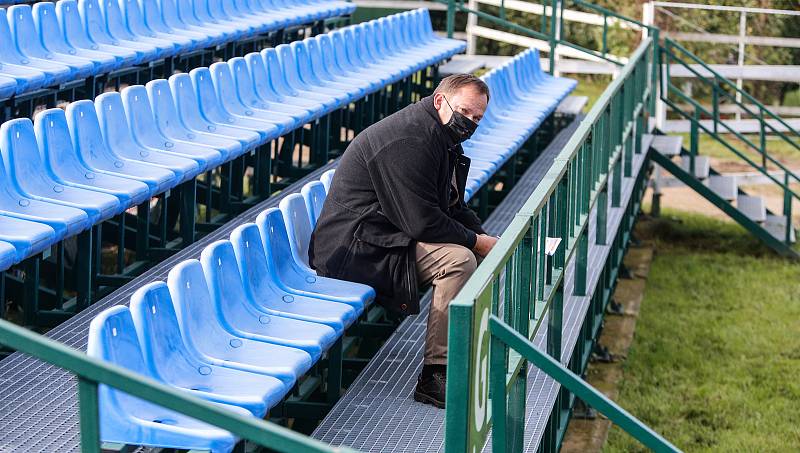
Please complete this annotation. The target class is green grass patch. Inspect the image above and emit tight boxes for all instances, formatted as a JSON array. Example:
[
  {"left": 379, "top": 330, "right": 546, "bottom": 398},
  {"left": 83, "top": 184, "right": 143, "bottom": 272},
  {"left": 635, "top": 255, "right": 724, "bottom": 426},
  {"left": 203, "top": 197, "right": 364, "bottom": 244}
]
[
  {"left": 572, "top": 74, "right": 612, "bottom": 112},
  {"left": 604, "top": 210, "right": 800, "bottom": 453},
  {"left": 677, "top": 132, "right": 800, "bottom": 168}
]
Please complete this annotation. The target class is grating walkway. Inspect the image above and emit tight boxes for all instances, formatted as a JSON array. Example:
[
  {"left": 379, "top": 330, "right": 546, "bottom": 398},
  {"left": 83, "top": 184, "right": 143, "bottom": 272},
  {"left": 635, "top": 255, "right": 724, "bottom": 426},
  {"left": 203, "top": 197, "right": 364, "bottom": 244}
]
[
  {"left": 0, "top": 163, "right": 337, "bottom": 453},
  {"left": 312, "top": 116, "right": 601, "bottom": 451}
]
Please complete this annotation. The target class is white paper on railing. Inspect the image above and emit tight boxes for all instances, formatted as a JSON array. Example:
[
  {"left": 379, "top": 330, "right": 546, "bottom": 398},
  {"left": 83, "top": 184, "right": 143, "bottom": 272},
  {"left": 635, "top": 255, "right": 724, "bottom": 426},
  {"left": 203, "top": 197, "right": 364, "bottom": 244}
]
[{"left": 545, "top": 237, "right": 562, "bottom": 256}]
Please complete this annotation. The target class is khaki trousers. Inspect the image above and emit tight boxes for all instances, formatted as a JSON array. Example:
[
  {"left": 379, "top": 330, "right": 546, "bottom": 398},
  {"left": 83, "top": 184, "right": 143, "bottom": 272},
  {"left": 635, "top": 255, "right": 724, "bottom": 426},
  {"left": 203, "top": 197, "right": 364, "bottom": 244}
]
[{"left": 416, "top": 242, "right": 479, "bottom": 365}]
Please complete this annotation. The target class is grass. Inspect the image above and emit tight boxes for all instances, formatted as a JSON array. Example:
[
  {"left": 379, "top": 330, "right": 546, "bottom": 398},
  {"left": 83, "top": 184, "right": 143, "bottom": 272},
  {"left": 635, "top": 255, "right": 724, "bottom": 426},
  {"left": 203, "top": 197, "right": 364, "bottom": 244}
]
[
  {"left": 676, "top": 132, "right": 800, "bottom": 170},
  {"left": 604, "top": 210, "right": 800, "bottom": 453},
  {"left": 572, "top": 74, "right": 612, "bottom": 112}
]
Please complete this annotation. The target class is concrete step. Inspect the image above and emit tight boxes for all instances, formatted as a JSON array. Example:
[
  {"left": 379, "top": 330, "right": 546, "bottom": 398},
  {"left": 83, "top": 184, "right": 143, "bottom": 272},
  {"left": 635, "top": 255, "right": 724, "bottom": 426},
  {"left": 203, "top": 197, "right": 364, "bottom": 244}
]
[
  {"left": 737, "top": 194, "right": 767, "bottom": 222},
  {"left": 708, "top": 174, "right": 738, "bottom": 201},
  {"left": 765, "top": 214, "right": 797, "bottom": 243},
  {"left": 651, "top": 135, "right": 682, "bottom": 156},
  {"left": 556, "top": 96, "right": 589, "bottom": 116},
  {"left": 680, "top": 155, "right": 711, "bottom": 179}
]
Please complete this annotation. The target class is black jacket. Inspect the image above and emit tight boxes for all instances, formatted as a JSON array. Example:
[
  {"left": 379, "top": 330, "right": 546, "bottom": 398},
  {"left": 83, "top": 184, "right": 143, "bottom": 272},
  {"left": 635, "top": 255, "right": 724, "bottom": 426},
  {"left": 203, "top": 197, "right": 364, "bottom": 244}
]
[{"left": 308, "top": 96, "right": 485, "bottom": 315}]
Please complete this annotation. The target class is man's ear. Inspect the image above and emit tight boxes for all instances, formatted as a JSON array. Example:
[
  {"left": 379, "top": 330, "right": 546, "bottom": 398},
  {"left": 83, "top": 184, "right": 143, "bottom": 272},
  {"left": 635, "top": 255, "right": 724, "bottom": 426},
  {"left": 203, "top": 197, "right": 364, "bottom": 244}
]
[{"left": 432, "top": 92, "right": 443, "bottom": 110}]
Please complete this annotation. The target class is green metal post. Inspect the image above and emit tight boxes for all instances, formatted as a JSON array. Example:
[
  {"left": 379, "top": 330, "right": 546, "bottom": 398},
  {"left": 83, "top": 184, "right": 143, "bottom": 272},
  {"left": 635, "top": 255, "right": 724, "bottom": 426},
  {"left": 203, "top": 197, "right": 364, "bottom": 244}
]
[
  {"left": 596, "top": 187, "right": 608, "bottom": 245},
  {"left": 548, "top": 0, "right": 558, "bottom": 75},
  {"left": 446, "top": 0, "right": 455, "bottom": 39},
  {"left": 690, "top": 108, "right": 698, "bottom": 177},
  {"left": 785, "top": 172, "right": 793, "bottom": 245},
  {"left": 490, "top": 333, "right": 508, "bottom": 452},
  {"left": 78, "top": 377, "right": 101, "bottom": 453}
]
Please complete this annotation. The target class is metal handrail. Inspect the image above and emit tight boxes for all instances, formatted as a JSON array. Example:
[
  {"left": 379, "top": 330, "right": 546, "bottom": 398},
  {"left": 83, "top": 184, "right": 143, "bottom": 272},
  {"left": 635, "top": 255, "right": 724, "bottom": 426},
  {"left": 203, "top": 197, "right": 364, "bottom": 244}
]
[
  {"left": 489, "top": 315, "right": 681, "bottom": 452},
  {"left": 445, "top": 36, "right": 656, "bottom": 451},
  {"left": 0, "top": 318, "right": 356, "bottom": 453}
]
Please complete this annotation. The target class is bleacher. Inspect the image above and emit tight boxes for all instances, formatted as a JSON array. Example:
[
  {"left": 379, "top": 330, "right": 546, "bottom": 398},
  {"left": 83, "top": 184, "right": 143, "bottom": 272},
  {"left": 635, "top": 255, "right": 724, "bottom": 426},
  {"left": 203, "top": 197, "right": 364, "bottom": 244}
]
[
  {"left": 0, "top": 6, "right": 456, "bottom": 328},
  {"left": 0, "top": 7, "right": 582, "bottom": 446}
]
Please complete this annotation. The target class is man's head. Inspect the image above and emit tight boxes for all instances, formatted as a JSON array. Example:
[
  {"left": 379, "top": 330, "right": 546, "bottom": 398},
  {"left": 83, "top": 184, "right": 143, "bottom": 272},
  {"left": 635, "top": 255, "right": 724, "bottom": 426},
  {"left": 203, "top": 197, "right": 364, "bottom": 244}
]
[{"left": 432, "top": 73, "right": 490, "bottom": 127}]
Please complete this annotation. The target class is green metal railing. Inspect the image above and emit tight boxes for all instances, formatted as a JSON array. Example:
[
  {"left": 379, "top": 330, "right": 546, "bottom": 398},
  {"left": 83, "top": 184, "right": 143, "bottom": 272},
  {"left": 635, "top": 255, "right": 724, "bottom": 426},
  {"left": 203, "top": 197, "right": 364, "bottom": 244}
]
[
  {"left": 0, "top": 317, "right": 356, "bottom": 453},
  {"left": 444, "top": 35, "right": 668, "bottom": 451},
  {"left": 660, "top": 38, "right": 799, "bottom": 249}
]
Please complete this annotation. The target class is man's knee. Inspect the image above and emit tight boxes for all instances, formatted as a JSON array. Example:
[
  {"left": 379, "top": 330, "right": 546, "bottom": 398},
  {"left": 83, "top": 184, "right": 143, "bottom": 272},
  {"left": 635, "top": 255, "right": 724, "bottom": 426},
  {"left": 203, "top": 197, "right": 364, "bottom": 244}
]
[{"left": 446, "top": 245, "right": 478, "bottom": 278}]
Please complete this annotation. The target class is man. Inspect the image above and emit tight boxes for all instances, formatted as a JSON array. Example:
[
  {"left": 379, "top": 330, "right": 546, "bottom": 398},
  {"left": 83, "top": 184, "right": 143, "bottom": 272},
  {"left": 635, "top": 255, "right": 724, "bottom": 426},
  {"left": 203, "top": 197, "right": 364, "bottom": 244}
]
[{"left": 309, "top": 74, "right": 497, "bottom": 408}]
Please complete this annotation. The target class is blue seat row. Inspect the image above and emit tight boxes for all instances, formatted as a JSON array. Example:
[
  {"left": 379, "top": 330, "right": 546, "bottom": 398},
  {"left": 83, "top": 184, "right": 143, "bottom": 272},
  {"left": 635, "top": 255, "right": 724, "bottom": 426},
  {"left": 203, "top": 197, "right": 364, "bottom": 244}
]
[
  {"left": 461, "top": 49, "right": 577, "bottom": 200},
  {"left": 88, "top": 173, "right": 375, "bottom": 452},
  {"left": 0, "top": 8, "right": 465, "bottom": 271},
  {"left": 0, "top": 0, "right": 355, "bottom": 98}
]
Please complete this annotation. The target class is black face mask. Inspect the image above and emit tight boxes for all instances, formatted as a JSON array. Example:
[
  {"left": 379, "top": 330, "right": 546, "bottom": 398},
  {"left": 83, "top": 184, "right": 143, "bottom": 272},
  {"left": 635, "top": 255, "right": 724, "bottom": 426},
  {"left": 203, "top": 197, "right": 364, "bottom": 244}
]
[{"left": 442, "top": 95, "right": 478, "bottom": 143}]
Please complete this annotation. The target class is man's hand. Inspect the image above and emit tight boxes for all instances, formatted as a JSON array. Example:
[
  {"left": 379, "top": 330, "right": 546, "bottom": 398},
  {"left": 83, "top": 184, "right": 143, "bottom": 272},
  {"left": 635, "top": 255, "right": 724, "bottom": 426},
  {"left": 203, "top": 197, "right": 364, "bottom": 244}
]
[{"left": 473, "top": 234, "right": 498, "bottom": 257}]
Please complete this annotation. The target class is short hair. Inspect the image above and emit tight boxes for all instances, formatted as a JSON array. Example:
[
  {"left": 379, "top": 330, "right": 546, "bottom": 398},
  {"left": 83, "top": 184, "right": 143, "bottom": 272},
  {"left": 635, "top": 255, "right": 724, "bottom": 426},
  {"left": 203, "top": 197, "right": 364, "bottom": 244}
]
[{"left": 433, "top": 73, "right": 490, "bottom": 103}]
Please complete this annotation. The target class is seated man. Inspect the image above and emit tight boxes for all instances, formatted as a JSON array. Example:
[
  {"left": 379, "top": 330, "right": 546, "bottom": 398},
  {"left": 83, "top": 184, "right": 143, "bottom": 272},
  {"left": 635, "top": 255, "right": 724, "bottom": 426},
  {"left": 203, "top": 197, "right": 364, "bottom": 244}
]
[{"left": 309, "top": 74, "right": 497, "bottom": 408}]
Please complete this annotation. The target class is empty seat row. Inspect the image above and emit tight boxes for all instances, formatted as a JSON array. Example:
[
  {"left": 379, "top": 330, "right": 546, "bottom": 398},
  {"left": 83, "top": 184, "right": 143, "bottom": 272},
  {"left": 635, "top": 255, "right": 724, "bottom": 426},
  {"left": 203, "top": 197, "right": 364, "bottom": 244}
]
[
  {"left": 461, "top": 49, "right": 577, "bottom": 200},
  {"left": 0, "top": 0, "right": 355, "bottom": 98},
  {"left": 88, "top": 170, "right": 374, "bottom": 452},
  {"left": 0, "top": 8, "right": 465, "bottom": 271}
]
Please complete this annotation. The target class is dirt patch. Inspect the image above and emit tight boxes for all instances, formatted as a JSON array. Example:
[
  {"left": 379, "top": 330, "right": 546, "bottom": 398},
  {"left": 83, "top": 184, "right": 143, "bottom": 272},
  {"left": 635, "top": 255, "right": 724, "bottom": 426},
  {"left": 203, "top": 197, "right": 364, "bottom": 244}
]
[{"left": 560, "top": 223, "right": 656, "bottom": 453}]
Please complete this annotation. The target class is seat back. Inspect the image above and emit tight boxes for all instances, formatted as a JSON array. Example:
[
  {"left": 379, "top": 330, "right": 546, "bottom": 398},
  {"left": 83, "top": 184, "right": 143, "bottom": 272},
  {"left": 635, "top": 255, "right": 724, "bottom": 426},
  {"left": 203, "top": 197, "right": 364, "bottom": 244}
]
[
  {"left": 228, "top": 57, "right": 265, "bottom": 109},
  {"left": 100, "top": 0, "right": 138, "bottom": 41},
  {"left": 261, "top": 48, "right": 294, "bottom": 97},
  {"left": 65, "top": 100, "right": 121, "bottom": 168},
  {"left": 121, "top": 85, "right": 171, "bottom": 150},
  {"left": 146, "top": 78, "right": 192, "bottom": 138},
  {"left": 0, "top": 118, "right": 59, "bottom": 198},
  {"left": 244, "top": 51, "right": 279, "bottom": 102},
  {"left": 122, "top": 0, "right": 157, "bottom": 38},
  {"left": 209, "top": 61, "right": 246, "bottom": 113},
  {"left": 167, "top": 259, "right": 232, "bottom": 356},
  {"left": 278, "top": 193, "right": 313, "bottom": 269},
  {"left": 300, "top": 180, "right": 326, "bottom": 227},
  {"left": 199, "top": 239, "right": 264, "bottom": 329},
  {"left": 229, "top": 222, "right": 282, "bottom": 305},
  {"left": 168, "top": 73, "right": 212, "bottom": 131},
  {"left": 7, "top": 5, "right": 51, "bottom": 60},
  {"left": 320, "top": 168, "right": 334, "bottom": 193},
  {"left": 129, "top": 281, "right": 205, "bottom": 384},
  {"left": 57, "top": 0, "right": 96, "bottom": 50},
  {"left": 95, "top": 91, "right": 142, "bottom": 157},
  {"left": 80, "top": 0, "right": 116, "bottom": 45},
  {"left": 34, "top": 108, "right": 87, "bottom": 184},
  {"left": 0, "top": 9, "right": 28, "bottom": 64},
  {"left": 275, "top": 44, "right": 302, "bottom": 91},
  {"left": 33, "top": 3, "right": 74, "bottom": 55},
  {"left": 190, "top": 67, "right": 231, "bottom": 124}
]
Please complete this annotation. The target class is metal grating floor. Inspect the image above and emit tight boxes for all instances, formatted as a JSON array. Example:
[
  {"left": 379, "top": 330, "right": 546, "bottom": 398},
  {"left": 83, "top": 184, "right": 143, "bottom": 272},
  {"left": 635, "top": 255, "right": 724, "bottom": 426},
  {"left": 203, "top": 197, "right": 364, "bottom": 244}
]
[
  {"left": 0, "top": 163, "right": 337, "bottom": 453},
  {"left": 312, "top": 116, "right": 593, "bottom": 451}
]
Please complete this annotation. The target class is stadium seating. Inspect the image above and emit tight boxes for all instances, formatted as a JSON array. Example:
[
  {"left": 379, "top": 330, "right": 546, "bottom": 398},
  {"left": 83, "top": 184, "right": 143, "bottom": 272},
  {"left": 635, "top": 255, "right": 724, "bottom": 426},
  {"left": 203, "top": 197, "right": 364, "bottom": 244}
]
[
  {"left": 0, "top": 0, "right": 356, "bottom": 98},
  {"left": 0, "top": 8, "right": 465, "bottom": 276}
]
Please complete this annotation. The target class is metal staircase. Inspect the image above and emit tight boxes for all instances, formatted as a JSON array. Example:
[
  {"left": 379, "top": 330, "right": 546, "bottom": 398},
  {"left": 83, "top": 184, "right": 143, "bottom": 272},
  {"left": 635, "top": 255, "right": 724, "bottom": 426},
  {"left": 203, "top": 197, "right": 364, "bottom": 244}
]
[{"left": 652, "top": 38, "right": 799, "bottom": 259}]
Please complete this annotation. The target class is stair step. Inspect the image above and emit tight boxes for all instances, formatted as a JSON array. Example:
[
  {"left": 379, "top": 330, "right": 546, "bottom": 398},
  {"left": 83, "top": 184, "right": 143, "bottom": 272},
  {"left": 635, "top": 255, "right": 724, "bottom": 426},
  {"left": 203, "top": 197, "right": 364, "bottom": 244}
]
[
  {"left": 708, "top": 175, "right": 738, "bottom": 201},
  {"left": 680, "top": 155, "right": 711, "bottom": 179},
  {"left": 765, "top": 215, "right": 797, "bottom": 243},
  {"left": 641, "top": 133, "right": 655, "bottom": 153},
  {"left": 737, "top": 195, "right": 767, "bottom": 222},
  {"left": 651, "top": 135, "right": 682, "bottom": 156}
]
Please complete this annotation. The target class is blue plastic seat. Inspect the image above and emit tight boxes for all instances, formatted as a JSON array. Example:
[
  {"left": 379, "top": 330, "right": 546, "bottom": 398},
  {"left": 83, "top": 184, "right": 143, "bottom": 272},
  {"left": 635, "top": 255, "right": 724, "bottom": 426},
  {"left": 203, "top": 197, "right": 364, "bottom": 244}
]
[
  {"left": 122, "top": 85, "right": 225, "bottom": 173},
  {"left": 0, "top": 9, "right": 65, "bottom": 89},
  {"left": 243, "top": 52, "right": 323, "bottom": 119},
  {"left": 0, "top": 74, "right": 15, "bottom": 99},
  {"left": 193, "top": 0, "right": 244, "bottom": 39},
  {"left": 66, "top": 100, "right": 177, "bottom": 196},
  {"left": 95, "top": 92, "right": 201, "bottom": 183},
  {"left": 180, "top": 0, "right": 241, "bottom": 42},
  {"left": 33, "top": 2, "right": 118, "bottom": 75},
  {"left": 208, "top": 62, "right": 297, "bottom": 136},
  {"left": 8, "top": 5, "right": 96, "bottom": 80},
  {"left": 230, "top": 222, "right": 358, "bottom": 333},
  {"left": 146, "top": 79, "right": 242, "bottom": 162},
  {"left": 0, "top": 214, "right": 56, "bottom": 263},
  {"left": 200, "top": 239, "right": 339, "bottom": 361},
  {"left": 227, "top": 57, "right": 313, "bottom": 124},
  {"left": 0, "top": 118, "right": 121, "bottom": 224},
  {"left": 34, "top": 108, "right": 151, "bottom": 208},
  {"left": 262, "top": 48, "right": 338, "bottom": 112},
  {"left": 168, "top": 73, "right": 260, "bottom": 152},
  {"left": 0, "top": 240, "right": 17, "bottom": 271},
  {"left": 292, "top": 39, "right": 363, "bottom": 101},
  {"left": 256, "top": 208, "right": 373, "bottom": 311},
  {"left": 320, "top": 168, "right": 334, "bottom": 193},
  {"left": 304, "top": 36, "right": 375, "bottom": 96},
  {"left": 278, "top": 193, "right": 316, "bottom": 274},
  {"left": 79, "top": 0, "right": 155, "bottom": 63},
  {"left": 167, "top": 259, "right": 313, "bottom": 387},
  {"left": 129, "top": 281, "right": 287, "bottom": 416},
  {"left": 99, "top": 0, "right": 176, "bottom": 59},
  {"left": 190, "top": 67, "right": 280, "bottom": 144},
  {"left": 87, "top": 305, "right": 245, "bottom": 453},
  {"left": 152, "top": 0, "right": 221, "bottom": 48},
  {"left": 56, "top": 0, "right": 140, "bottom": 67},
  {"left": 278, "top": 43, "right": 351, "bottom": 106},
  {"left": 300, "top": 180, "right": 326, "bottom": 226},
  {"left": 122, "top": 0, "right": 196, "bottom": 54}
]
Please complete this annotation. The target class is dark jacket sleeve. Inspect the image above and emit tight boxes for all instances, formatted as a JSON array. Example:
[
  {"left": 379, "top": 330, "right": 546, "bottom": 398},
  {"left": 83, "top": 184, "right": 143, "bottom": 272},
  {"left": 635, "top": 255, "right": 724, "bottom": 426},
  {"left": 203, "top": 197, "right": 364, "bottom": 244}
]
[
  {"left": 366, "top": 138, "right": 478, "bottom": 249},
  {"left": 452, "top": 202, "right": 486, "bottom": 236}
]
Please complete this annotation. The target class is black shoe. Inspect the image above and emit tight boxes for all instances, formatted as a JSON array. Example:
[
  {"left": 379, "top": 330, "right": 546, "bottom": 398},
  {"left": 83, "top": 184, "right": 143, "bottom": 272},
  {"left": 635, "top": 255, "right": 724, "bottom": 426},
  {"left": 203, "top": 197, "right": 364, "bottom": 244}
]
[{"left": 413, "top": 371, "right": 446, "bottom": 408}]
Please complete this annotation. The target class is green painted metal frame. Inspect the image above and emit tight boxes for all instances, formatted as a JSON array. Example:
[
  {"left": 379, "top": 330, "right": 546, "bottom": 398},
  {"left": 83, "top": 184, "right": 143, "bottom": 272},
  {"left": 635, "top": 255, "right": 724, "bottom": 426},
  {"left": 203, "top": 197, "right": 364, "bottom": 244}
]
[
  {"left": 444, "top": 34, "right": 656, "bottom": 452},
  {"left": 0, "top": 316, "right": 359, "bottom": 453},
  {"left": 659, "top": 38, "right": 799, "bottom": 253}
]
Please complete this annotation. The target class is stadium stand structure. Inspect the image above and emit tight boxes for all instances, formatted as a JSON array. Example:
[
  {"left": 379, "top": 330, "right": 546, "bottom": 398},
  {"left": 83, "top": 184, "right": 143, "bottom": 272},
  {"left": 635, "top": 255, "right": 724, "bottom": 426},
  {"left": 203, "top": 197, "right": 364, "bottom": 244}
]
[
  {"left": 0, "top": 7, "right": 454, "bottom": 328},
  {"left": 0, "top": 0, "right": 797, "bottom": 452}
]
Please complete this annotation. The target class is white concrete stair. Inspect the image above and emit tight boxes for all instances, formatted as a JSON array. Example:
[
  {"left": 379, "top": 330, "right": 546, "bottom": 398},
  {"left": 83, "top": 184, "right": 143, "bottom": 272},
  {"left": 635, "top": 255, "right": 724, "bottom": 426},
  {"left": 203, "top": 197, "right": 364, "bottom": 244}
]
[
  {"left": 708, "top": 175, "right": 738, "bottom": 200},
  {"left": 765, "top": 215, "right": 797, "bottom": 243},
  {"left": 737, "top": 194, "right": 767, "bottom": 222},
  {"left": 680, "top": 155, "right": 710, "bottom": 179},
  {"left": 651, "top": 135, "right": 682, "bottom": 156}
]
